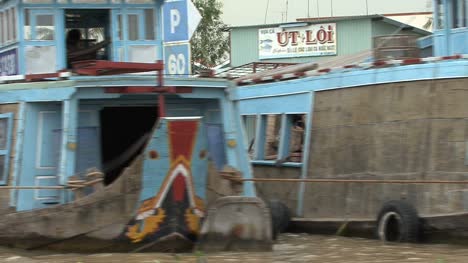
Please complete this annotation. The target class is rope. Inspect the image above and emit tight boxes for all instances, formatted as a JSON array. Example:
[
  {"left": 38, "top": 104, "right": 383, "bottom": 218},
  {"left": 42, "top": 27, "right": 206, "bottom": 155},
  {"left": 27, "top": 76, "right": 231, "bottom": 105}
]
[{"left": 238, "top": 178, "right": 468, "bottom": 184}]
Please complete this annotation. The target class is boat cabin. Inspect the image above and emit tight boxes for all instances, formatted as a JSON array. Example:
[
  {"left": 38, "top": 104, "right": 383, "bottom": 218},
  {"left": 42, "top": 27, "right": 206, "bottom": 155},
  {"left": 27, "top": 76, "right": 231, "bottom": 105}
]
[
  {"left": 0, "top": 0, "right": 162, "bottom": 75},
  {"left": 0, "top": 0, "right": 256, "bottom": 217},
  {"left": 432, "top": 0, "right": 468, "bottom": 55}
]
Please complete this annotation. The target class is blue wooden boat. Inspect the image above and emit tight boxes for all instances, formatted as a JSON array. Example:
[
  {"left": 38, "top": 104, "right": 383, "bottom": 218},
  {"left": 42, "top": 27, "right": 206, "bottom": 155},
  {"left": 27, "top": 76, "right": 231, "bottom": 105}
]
[
  {"left": 231, "top": 0, "right": 468, "bottom": 244},
  {"left": 0, "top": 0, "right": 275, "bottom": 253}
]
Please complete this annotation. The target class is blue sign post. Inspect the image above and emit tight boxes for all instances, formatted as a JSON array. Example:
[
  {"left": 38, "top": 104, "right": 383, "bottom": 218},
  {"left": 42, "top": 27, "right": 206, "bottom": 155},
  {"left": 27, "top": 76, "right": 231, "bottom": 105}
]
[{"left": 163, "top": 0, "right": 201, "bottom": 76}]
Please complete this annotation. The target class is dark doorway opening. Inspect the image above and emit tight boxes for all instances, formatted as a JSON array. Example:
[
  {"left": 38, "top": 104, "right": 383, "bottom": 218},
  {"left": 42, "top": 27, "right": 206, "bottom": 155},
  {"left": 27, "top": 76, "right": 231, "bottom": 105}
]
[{"left": 100, "top": 107, "right": 157, "bottom": 185}]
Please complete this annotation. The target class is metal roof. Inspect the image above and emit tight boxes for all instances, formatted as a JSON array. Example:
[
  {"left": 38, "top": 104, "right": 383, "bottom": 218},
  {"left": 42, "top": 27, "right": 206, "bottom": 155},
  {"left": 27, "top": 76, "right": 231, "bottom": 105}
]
[
  {"left": 228, "top": 14, "right": 431, "bottom": 36},
  {"left": 217, "top": 50, "right": 373, "bottom": 80}
]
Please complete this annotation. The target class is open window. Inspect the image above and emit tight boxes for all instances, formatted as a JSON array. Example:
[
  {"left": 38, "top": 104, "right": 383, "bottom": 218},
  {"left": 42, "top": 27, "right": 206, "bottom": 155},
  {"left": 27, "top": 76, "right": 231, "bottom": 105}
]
[
  {"left": 244, "top": 113, "right": 306, "bottom": 166},
  {"left": 0, "top": 113, "right": 13, "bottom": 185},
  {"left": 242, "top": 115, "right": 257, "bottom": 159},
  {"left": 65, "top": 9, "right": 111, "bottom": 67}
]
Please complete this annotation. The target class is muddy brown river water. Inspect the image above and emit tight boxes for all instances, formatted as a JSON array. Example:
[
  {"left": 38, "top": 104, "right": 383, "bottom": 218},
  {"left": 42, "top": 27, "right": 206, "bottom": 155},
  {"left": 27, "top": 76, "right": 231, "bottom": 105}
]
[{"left": 1, "top": 234, "right": 468, "bottom": 262}]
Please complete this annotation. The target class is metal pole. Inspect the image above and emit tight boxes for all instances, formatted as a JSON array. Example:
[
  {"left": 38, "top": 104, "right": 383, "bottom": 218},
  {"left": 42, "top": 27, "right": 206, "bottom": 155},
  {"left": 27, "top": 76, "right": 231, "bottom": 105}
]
[
  {"left": 331, "top": 0, "right": 333, "bottom": 17},
  {"left": 366, "top": 0, "right": 369, "bottom": 15},
  {"left": 240, "top": 178, "right": 468, "bottom": 184},
  {"left": 264, "top": 0, "right": 270, "bottom": 23},
  {"left": 308, "top": 0, "right": 310, "bottom": 18},
  {"left": 0, "top": 186, "right": 67, "bottom": 190},
  {"left": 317, "top": 0, "right": 320, "bottom": 17}
]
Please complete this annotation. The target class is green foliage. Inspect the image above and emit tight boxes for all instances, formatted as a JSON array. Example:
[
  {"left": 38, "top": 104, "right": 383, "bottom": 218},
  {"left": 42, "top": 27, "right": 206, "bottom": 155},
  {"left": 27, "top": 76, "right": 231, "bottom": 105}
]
[{"left": 191, "top": 0, "right": 229, "bottom": 70}]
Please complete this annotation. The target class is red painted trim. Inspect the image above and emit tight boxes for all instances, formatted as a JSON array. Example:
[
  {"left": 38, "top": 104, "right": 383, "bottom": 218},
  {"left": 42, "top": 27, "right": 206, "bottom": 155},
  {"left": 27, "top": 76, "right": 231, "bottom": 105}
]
[
  {"left": 442, "top": 54, "right": 462, "bottom": 60},
  {"left": 25, "top": 72, "right": 60, "bottom": 81},
  {"left": 72, "top": 60, "right": 164, "bottom": 76},
  {"left": 373, "top": 60, "right": 388, "bottom": 67},
  {"left": 174, "top": 87, "right": 193, "bottom": 93},
  {"left": 295, "top": 71, "right": 306, "bottom": 77},
  {"left": 104, "top": 86, "right": 193, "bottom": 94},
  {"left": 273, "top": 74, "right": 283, "bottom": 80},
  {"left": 318, "top": 68, "right": 331, "bottom": 73},
  {"left": 402, "top": 58, "right": 423, "bottom": 65}
]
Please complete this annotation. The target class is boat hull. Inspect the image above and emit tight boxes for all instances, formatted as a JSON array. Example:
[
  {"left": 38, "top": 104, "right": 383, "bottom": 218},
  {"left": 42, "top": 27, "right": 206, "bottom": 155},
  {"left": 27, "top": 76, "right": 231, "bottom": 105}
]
[
  {"left": 290, "top": 211, "right": 468, "bottom": 245},
  {"left": 0, "top": 118, "right": 208, "bottom": 252}
]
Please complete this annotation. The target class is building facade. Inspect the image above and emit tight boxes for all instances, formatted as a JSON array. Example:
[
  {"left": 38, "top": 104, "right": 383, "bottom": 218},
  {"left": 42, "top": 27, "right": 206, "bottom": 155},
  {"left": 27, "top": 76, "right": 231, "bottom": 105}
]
[{"left": 229, "top": 15, "right": 430, "bottom": 68}]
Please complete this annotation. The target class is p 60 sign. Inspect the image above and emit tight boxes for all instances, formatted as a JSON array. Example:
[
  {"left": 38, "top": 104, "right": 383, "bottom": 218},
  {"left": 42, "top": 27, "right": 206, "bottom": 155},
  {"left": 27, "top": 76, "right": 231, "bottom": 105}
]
[
  {"left": 163, "top": 0, "right": 201, "bottom": 43},
  {"left": 164, "top": 43, "right": 191, "bottom": 76}
]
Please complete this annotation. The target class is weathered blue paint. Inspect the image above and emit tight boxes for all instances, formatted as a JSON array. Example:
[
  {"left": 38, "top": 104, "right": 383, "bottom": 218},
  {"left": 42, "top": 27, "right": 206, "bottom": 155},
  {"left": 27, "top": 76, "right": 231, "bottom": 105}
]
[
  {"left": 278, "top": 114, "right": 292, "bottom": 161},
  {"left": 297, "top": 92, "right": 314, "bottom": 217},
  {"left": 4, "top": 0, "right": 164, "bottom": 74},
  {"left": 0, "top": 86, "right": 76, "bottom": 103},
  {"left": 140, "top": 117, "right": 207, "bottom": 201},
  {"left": 233, "top": 61, "right": 468, "bottom": 102},
  {"left": 75, "top": 107, "right": 102, "bottom": 174},
  {"left": 58, "top": 99, "right": 78, "bottom": 186},
  {"left": 0, "top": 112, "right": 14, "bottom": 185},
  {"left": 17, "top": 103, "right": 63, "bottom": 211},
  {"left": 220, "top": 89, "right": 255, "bottom": 196},
  {"left": 254, "top": 114, "right": 266, "bottom": 160},
  {"left": 9, "top": 102, "right": 25, "bottom": 207},
  {"left": 206, "top": 123, "right": 226, "bottom": 170},
  {"left": 238, "top": 92, "right": 311, "bottom": 114},
  {"left": 432, "top": 0, "right": 468, "bottom": 56},
  {"left": 191, "top": 120, "right": 208, "bottom": 201}
]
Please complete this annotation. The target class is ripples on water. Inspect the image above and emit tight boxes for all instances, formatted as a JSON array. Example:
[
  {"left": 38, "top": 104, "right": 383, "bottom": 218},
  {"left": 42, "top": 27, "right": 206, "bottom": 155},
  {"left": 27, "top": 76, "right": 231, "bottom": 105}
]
[{"left": 2, "top": 234, "right": 468, "bottom": 262}]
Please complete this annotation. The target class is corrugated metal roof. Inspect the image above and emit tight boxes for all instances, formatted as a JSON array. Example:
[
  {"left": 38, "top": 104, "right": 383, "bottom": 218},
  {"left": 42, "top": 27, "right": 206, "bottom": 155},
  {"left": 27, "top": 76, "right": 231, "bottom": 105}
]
[
  {"left": 228, "top": 14, "right": 431, "bottom": 36},
  {"left": 228, "top": 14, "right": 382, "bottom": 29},
  {"left": 219, "top": 49, "right": 373, "bottom": 80}
]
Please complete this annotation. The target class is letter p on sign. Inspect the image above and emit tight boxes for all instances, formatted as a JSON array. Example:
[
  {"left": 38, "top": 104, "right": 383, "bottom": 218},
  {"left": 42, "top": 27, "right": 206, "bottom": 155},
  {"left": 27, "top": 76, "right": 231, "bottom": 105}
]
[{"left": 170, "top": 9, "right": 181, "bottom": 34}]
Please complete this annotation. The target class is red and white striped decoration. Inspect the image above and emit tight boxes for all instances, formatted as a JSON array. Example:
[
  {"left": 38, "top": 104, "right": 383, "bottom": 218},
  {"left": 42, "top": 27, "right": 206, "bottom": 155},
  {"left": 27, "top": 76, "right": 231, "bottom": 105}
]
[
  {"left": 0, "top": 71, "right": 71, "bottom": 84},
  {"left": 236, "top": 54, "right": 468, "bottom": 86}
]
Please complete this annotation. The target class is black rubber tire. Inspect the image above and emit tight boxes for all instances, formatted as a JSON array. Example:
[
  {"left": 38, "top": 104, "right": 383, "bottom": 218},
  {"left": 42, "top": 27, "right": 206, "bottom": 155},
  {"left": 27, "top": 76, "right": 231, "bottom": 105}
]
[
  {"left": 376, "top": 200, "right": 420, "bottom": 243},
  {"left": 268, "top": 200, "right": 291, "bottom": 240}
]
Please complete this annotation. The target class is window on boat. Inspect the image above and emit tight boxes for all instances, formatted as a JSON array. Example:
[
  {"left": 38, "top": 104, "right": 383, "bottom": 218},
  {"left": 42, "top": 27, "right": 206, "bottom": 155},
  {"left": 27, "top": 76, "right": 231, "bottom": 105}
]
[
  {"left": 242, "top": 115, "right": 257, "bottom": 159},
  {"left": 436, "top": 0, "right": 445, "bottom": 29},
  {"left": 24, "top": 9, "right": 55, "bottom": 40},
  {"left": 0, "top": 7, "right": 17, "bottom": 46},
  {"left": 65, "top": 9, "right": 110, "bottom": 67},
  {"left": 437, "top": 0, "right": 468, "bottom": 29},
  {"left": 0, "top": 12, "right": 4, "bottom": 45},
  {"left": 0, "top": 113, "right": 13, "bottom": 185},
  {"left": 456, "top": 0, "right": 468, "bottom": 28},
  {"left": 265, "top": 115, "right": 281, "bottom": 160},
  {"left": 452, "top": 0, "right": 463, "bottom": 28},
  {"left": 124, "top": 9, "right": 156, "bottom": 41},
  {"left": 244, "top": 113, "right": 306, "bottom": 165},
  {"left": 289, "top": 114, "right": 305, "bottom": 163}
]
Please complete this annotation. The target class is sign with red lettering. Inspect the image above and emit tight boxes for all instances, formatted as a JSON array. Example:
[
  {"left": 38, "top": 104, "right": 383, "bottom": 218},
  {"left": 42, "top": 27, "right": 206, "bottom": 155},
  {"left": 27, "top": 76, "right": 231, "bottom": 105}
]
[{"left": 258, "top": 23, "right": 337, "bottom": 59}]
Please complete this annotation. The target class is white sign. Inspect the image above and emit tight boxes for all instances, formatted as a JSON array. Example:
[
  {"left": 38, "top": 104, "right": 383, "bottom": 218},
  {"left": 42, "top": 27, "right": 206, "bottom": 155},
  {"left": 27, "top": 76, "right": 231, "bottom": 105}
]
[{"left": 258, "top": 23, "right": 337, "bottom": 59}]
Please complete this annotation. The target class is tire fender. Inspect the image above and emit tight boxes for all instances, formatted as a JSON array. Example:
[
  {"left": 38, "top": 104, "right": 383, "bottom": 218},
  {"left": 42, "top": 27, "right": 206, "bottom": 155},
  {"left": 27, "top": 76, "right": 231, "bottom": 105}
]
[
  {"left": 376, "top": 200, "right": 420, "bottom": 242},
  {"left": 268, "top": 200, "right": 291, "bottom": 240}
]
